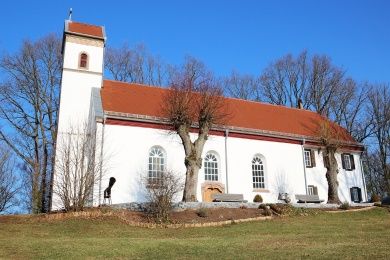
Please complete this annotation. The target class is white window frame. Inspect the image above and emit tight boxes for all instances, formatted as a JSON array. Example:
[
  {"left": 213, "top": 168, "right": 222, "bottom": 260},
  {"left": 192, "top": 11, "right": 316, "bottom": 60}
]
[
  {"left": 304, "top": 150, "right": 312, "bottom": 167},
  {"left": 148, "top": 146, "right": 166, "bottom": 183},
  {"left": 252, "top": 156, "right": 265, "bottom": 189},
  {"left": 343, "top": 154, "right": 352, "bottom": 170},
  {"left": 204, "top": 153, "right": 219, "bottom": 181},
  {"left": 308, "top": 186, "right": 314, "bottom": 195}
]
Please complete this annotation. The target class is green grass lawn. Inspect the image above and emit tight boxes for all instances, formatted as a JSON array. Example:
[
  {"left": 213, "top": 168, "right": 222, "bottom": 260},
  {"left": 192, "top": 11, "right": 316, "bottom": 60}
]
[{"left": 1, "top": 208, "right": 389, "bottom": 259}]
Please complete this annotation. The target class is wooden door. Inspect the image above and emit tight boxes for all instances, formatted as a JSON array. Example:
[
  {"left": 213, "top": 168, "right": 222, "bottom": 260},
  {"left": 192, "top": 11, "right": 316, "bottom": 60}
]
[{"left": 203, "top": 187, "right": 222, "bottom": 202}]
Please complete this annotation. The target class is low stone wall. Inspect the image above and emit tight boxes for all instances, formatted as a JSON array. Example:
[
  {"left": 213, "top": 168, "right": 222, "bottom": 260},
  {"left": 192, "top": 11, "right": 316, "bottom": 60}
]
[
  {"left": 111, "top": 201, "right": 264, "bottom": 212},
  {"left": 111, "top": 201, "right": 375, "bottom": 211},
  {"left": 117, "top": 215, "right": 273, "bottom": 228}
]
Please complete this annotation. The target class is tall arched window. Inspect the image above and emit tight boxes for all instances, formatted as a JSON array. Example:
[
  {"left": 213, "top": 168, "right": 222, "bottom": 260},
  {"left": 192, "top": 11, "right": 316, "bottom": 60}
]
[
  {"left": 79, "top": 53, "right": 88, "bottom": 69},
  {"left": 148, "top": 146, "right": 166, "bottom": 183},
  {"left": 204, "top": 153, "right": 218, "bottom": 181},
  {"left": 252, "top": 155, "right": 265, "bottom": 189}
]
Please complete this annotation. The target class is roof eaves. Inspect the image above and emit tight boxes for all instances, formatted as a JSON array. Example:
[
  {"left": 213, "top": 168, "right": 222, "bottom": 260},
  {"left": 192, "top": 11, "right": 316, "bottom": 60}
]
[
  {"left": 103, "top": 110, "right": 366, "bottom": 147},
  {"left": 65, "top": 31, "right": 105, "bottom": 41}
]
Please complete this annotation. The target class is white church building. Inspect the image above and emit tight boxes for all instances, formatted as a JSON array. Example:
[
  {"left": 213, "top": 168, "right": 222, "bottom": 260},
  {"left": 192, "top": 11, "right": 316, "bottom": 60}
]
[{"left": 52, "top": 20, "right": 367, "bottom": 210}]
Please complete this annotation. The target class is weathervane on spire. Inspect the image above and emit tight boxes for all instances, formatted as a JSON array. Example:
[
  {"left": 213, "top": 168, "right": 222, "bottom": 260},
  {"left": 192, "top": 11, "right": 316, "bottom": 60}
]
[{"left": 68, "top": 8, "right": 73, "bottom": 21}]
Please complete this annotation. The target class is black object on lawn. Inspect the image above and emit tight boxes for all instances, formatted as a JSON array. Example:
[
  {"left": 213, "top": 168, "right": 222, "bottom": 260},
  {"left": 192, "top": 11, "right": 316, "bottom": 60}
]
[{"left": 103, "top": 177, "right": 116, "bottom": 204}]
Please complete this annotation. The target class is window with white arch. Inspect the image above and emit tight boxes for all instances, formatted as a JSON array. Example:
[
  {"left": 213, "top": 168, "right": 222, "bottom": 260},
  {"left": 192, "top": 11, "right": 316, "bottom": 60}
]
[
  {"left": 252, "top": 155, "right": 265, "bottom": 189},
  {"left": 148, "top": 146, "right": 166, "bottom": 182},
  {"left": 204, "top": 153, "right": 219, "bottom": 181}
]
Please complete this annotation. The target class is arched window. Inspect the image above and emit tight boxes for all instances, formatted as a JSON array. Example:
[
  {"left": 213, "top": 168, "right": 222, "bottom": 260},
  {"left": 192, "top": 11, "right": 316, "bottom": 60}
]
[
  {"left": 204, "top": 153, "right": 218, "bottom": 181},
  {"left": 252, "top": 155, "right": 265, "bottom": 189},
  {"left": 79, "top": 53, "right": 88, "bottom": 69},
  {"left": 148, "top": 146, "right": 166, "bottom": 183}
]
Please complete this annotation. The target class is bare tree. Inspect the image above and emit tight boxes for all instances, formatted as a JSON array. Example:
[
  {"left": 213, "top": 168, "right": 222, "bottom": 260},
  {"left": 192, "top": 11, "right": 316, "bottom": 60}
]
[
  {"left": 363, "top": 151, "right": 388, "bottom": 197},
  {"left": 105, "top": 43, "right": 168, "bottom": 86},
  {"left": 308, "top": 55, "right": 345, "bottom": 116},
  {"left": 367, "top": 84, "right": 390, "bottom": 195},
  {"left": 260, "top": 51, "right": 311, "bottom": 108},
  {"left": 330, "top": 80, "right": 373, "bottom": 143},
  {"left": 274, "top": 170, "right": 291, "bottom": 195},
  {"left": 53, "top": 124, "right": 105, "bottom": 212},
  {"left": 142, "top": 170, "right": 183, "bottom": 223},
  {"left": 163, "top": 57, "right": 229, "bottom": 202},
  {"left": 0, "top": 34, "right": 61, "bottom": 213},
  {"left": 318, "top": 120, "right": 344, "bottom": 204},
  {"left": 260, "top": 51, "right": 349, "bottom": 117},
  {"left": 222, "top": 70, "right": 261, "bottom": 100},
  {"left": 0, "top": 146, "right": 19, "bottom": 213},
  {"left": 260, "top": 52, "right": 377, "bottom": 201}
]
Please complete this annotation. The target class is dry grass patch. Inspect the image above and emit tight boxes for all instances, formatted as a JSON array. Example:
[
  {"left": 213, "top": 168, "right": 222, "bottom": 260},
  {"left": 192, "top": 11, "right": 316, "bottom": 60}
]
[{"left": 0, "top": 208, "right": 389, "bottom": 259}]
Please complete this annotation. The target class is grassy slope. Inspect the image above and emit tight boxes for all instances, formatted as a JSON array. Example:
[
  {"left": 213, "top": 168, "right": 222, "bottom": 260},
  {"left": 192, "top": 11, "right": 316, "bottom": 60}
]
[{"left": 0, "top": 208, "right": 389, "bottom": 259}]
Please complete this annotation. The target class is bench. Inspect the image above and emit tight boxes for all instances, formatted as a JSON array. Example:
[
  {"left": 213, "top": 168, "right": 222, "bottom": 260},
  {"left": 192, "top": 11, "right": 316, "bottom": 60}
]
[
  {"left": 212, "top": 193, "right": 248, "bottom": 203},
  {"left": 295, "top": 194, "right": 324, "bottom": 203}
]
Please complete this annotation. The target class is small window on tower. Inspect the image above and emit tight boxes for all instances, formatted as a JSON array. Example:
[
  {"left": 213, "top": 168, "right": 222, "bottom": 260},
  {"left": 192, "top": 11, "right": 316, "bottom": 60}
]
[{"left": 79, "top": 53, "right": 88, "bottom": 69}]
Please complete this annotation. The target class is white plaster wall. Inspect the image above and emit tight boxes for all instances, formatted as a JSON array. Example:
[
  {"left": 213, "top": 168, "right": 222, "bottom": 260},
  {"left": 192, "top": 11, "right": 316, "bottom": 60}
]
[
  {"left": 62, "top": 39, "right": 104, "bottom": 73},
  {"left": 57, "top": 70, "right": 103, "bottom": 131},
  {"left": 226, "top": 137, "right": 306, "bottom": 203},
  {"left": 98, "top": 124, "right": 368, "bottom": 205},
  {"left": 101, "top": 124, "right": 187, "bottom": 204},
  {"left": 99, "top": 124, "right": 366, "bottom": 205},
  {"left": 305, "top": 150, "right": 366, "bottom": 203}
]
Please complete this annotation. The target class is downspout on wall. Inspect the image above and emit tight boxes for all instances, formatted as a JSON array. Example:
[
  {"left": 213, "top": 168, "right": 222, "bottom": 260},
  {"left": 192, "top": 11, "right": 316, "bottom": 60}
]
[
  {"left": 301, "top": 139, "right": 308, "bottom": 195},
  {"left": 224, "top": 129, "right": 229, "bottom": 194},
  {"left": 359, "top": 151, "right": 368, "bottom": 202},
  {"left": 98, "top": 117, "right": 106, "bottom": 205}
]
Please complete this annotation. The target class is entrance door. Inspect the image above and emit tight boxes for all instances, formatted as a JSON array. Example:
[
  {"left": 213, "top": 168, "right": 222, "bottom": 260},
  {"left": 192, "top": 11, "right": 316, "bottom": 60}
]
[{"left": 203, "top": 187, "right": 222, "bottom": 202}]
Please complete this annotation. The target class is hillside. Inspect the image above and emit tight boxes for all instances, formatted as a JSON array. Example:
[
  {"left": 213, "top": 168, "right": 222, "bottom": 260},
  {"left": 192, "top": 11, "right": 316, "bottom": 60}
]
[{"left": 0, "top": 208, "right": 389, "bottom": 259}]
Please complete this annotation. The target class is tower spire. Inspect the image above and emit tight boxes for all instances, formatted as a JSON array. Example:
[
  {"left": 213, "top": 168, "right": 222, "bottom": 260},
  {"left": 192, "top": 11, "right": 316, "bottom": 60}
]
[{"left": 68, "top": 8, "right": 73, "bottom": 21}]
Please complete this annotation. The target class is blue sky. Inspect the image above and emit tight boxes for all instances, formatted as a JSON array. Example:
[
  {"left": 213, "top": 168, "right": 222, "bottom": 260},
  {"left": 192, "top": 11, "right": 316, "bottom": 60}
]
[{"left": 0, "top": 0, "right": 389, "bottom": 82}]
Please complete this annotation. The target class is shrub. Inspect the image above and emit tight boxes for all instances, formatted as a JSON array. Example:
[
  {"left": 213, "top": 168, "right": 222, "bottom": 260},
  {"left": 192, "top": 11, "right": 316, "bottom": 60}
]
[
  {"left": 258, "top": 204, "right": 272, "bottom": 216},
  {"left": 253, "top": 194, "right": 263, "bottom": 203},
  {"left": 142, "top": 171, "right": 183, "bottom": 224},
  {"left": 371, "top": 194, "right": 381, "bottom": 203},
  {"left": 339, "top": 201, "right": 350, "bottom": 210},
  {"left": 263, "top": 208, "right": 273, "bottom": 216},
  {"left": 269, "top": 204, "right": 282, "bottom": 215},
  {"left": 269, "top": 204, "right": 321, "bottom": 216},
  {"left": 196, "top": 207, "right": 209, "bottom": 218}
]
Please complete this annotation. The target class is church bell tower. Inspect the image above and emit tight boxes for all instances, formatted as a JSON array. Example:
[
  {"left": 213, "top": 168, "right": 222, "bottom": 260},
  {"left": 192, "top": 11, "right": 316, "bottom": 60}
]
[{"left": 57, "top": 19, "right": 106, "bottom": 133}]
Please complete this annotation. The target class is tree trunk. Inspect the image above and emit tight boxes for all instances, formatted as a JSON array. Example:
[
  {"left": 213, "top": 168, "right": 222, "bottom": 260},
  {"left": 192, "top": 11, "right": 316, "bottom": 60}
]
[
  {"left": 182, "top": 157, "right": 201, "bottom": 202},
  {"left": 324, "top": 148, "right": 341, "bottom": 204},
  {"left": 40, "top": 143, "right": 48, "bottom": 213}
]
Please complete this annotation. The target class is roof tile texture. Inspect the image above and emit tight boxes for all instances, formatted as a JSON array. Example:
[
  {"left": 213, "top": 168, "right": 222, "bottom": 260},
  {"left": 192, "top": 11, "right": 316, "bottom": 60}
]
[
  {"left": 101, "top": 80, "right": 355, "bottom": 143},
  {"left": 67, "top": 21, "right": 104, "bottom": 38}
]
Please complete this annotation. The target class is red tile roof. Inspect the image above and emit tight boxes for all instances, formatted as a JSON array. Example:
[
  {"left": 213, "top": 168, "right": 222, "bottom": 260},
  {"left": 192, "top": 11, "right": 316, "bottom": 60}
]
[
  {"left": 101, "top": 80, "right": 357, "bottom": 144},
  {"left": 66, "top": 21, "right": 104, "bottom": 39}
]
